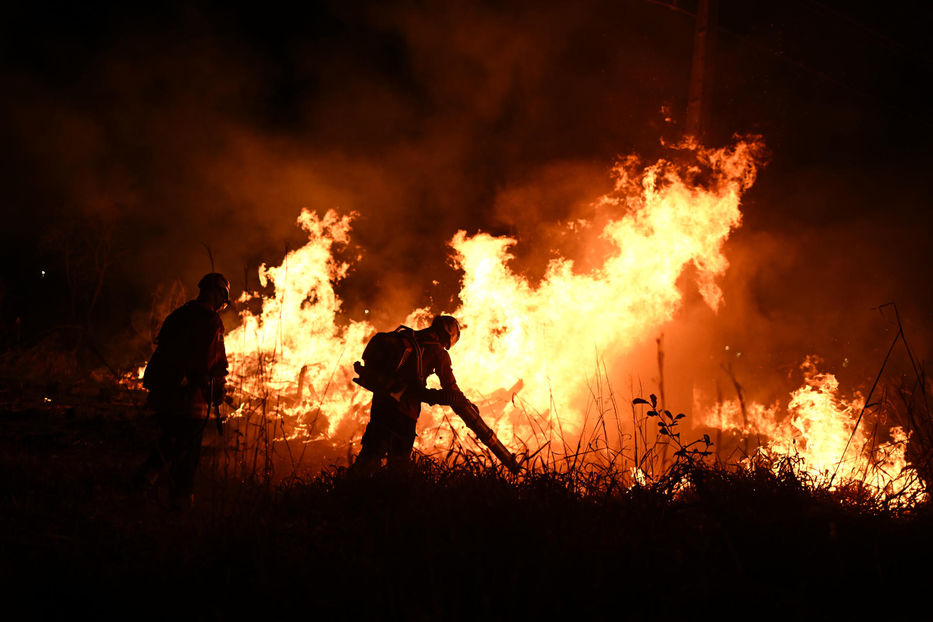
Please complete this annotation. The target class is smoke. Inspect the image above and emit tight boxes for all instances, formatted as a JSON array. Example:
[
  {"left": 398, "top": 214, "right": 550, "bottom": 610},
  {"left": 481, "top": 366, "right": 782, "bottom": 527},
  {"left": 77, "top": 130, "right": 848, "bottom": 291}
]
[
  {"left": 1, "top": 0, "right": 930, "bottom": 397},
  {"left": 1, "top": 1, "right": 693, "bottom": 344}
]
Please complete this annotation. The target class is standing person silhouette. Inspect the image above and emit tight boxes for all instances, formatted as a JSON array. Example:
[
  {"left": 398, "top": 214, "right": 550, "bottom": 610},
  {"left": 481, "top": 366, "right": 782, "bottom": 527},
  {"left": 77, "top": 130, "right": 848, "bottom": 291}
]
[{"left": 134, "top": 273, "right": 229, "bottom": 506}]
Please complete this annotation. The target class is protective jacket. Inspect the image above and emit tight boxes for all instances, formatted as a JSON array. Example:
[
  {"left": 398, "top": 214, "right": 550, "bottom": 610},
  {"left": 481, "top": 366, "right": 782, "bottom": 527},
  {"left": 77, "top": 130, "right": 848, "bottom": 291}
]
[
  {"left": 352, "top": 322, "right": 520, "bottom": 474},
  {"left": 372, "top": 327, "right": 468, "bottom": 420},
  {"left": 143, "top": 300, "right": 228, "bottom": 416}
]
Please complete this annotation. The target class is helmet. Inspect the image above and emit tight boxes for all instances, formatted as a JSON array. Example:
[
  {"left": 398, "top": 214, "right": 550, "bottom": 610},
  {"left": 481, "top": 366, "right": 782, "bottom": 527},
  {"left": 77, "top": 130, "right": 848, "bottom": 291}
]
[
  {"left": 198, "top": 272, "right": 231, "bottom": 306},
  {"left": 431, "top": 315, "right": 460, "bottom": 349}
]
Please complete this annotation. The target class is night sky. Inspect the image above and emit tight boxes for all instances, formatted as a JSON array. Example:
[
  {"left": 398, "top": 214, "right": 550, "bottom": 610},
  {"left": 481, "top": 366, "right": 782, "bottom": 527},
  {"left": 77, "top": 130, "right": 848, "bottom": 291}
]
[{"left": 2, "top": 0, "right": 931, "bottom": 393}]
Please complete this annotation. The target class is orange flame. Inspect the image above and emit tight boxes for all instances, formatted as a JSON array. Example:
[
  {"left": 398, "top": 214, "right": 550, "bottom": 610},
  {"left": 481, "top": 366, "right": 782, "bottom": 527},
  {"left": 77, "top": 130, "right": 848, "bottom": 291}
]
[
  {"left": 180, "top": 134, "right": 922, "bottom": 503},
  {"left": 705, "top": 356, "right": 922, "bottom": 503},
  {"left": 223, "top": 139, "right": 765, "bottom": 458},
  {"left": 441, "top": 139, "right": 762, "bottom": 449},
  {"left": 116, "top": 134, "right": 923, "bottom": 504},
  {"left": 226, "top": 209, "right": 374, "bottom": 440}
]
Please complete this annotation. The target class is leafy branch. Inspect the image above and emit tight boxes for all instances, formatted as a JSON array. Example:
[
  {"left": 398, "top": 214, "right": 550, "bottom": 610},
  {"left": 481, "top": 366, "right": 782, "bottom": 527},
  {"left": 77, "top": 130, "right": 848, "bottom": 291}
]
[{"left": 632, "top": 393, "right": 713, "bottom": 463}]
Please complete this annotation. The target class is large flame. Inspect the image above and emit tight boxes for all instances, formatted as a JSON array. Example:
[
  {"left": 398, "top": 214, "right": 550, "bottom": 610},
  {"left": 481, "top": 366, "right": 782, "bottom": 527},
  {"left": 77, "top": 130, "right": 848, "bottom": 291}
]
[
  {"left": 219, "top": 136, "right": 920, "bottom": 502},
  {"left": 224, "top": 139, "right": 761, "bottom": 451},
  {"left": 441, "top": 140, "right": 760, "bottom": 448},
  {"left": 225, "top": 209, "right": 374, "bottom": 441}
]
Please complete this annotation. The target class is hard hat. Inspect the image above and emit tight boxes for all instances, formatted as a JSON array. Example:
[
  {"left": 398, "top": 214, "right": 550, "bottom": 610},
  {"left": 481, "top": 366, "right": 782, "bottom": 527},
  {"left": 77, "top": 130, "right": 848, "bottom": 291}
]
[
  {"left": 198, "top": 272, "right": 231, "bottom": 305},
  {"left": 431, "top": 315, "right": 460, "bottom": 349}
]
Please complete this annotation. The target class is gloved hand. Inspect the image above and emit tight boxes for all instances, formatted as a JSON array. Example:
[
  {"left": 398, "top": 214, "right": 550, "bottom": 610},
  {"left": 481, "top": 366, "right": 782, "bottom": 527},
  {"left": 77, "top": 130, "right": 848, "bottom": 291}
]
[{"left": 420, "top": 388, "right": 448, "bottom": 406}]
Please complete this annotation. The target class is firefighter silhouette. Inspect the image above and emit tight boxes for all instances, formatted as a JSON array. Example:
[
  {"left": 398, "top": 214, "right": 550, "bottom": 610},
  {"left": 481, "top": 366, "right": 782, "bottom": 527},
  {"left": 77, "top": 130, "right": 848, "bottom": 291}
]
[
  {"left": 134, "top": 273, "right": 230, "bottom": 505},
  {"left": 351, "top": 315, "right": 519, "bottom": 475}
]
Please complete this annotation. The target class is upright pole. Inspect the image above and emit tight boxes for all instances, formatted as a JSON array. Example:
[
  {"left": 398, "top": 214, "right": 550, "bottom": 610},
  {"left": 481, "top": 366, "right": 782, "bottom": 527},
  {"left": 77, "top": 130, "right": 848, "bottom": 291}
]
[{"left": 685, "top": 0, "right": 717, "bottom": 141}]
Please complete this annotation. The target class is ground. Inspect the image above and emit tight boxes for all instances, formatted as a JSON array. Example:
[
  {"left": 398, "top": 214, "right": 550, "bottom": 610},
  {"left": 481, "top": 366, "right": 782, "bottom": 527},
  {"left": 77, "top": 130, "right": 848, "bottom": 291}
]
[{"left": 1, "top": 385, "right": 931, "bottom": 619}]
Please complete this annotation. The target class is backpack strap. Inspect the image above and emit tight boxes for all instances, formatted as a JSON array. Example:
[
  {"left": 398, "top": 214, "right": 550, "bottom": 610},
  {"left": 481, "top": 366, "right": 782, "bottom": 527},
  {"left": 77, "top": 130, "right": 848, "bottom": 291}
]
[{"left": 394, "top": 326, "right": 424, "bottom": 381}]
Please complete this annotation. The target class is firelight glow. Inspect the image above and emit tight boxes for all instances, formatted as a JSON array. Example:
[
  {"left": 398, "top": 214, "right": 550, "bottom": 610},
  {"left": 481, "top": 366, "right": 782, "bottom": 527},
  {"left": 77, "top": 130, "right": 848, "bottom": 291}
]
[{"left": 215, "top": 137, "right": 920, "bottom": 501}]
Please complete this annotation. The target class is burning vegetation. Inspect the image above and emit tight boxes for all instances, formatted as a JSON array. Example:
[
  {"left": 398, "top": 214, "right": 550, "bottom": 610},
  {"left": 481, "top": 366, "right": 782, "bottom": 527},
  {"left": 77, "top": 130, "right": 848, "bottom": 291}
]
[
  {"left": 6, "top": 2, "right": 933, "bottom": 616},
  {"left": 131, "top": 135, "right": 925, "bottom": 509}
]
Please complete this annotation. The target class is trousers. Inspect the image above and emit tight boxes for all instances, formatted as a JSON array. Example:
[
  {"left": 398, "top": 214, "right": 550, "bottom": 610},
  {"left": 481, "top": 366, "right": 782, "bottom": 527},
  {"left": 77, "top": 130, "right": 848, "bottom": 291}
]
[
  {"left": 351, "top": 398, "right": 417, "bottom": 475},
  {"left": 136, "top": 394, "right": 208, "bottom": 498}
]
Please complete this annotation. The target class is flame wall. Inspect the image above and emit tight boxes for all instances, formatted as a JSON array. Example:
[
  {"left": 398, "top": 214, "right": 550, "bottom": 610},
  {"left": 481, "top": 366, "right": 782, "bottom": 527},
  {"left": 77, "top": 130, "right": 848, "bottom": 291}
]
[{"left": 225, "top": 139, "right": 764, "bottom": 450}]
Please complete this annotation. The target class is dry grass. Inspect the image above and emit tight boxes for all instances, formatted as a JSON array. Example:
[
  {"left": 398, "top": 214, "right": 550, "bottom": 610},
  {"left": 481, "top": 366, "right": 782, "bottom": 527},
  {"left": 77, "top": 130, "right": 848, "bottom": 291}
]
[
  {"left": 3, "top": 325, "right": 933, "bottom": 617},
  {"left": 2, "top": 380, "right": 932, "bottom": 618}
]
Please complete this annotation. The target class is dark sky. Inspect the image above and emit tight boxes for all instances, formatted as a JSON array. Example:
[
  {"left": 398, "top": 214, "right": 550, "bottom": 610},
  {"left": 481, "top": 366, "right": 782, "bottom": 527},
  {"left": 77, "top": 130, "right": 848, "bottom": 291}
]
[{"left": 2, "top": 0, "right": 931, "bottom": 385}]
